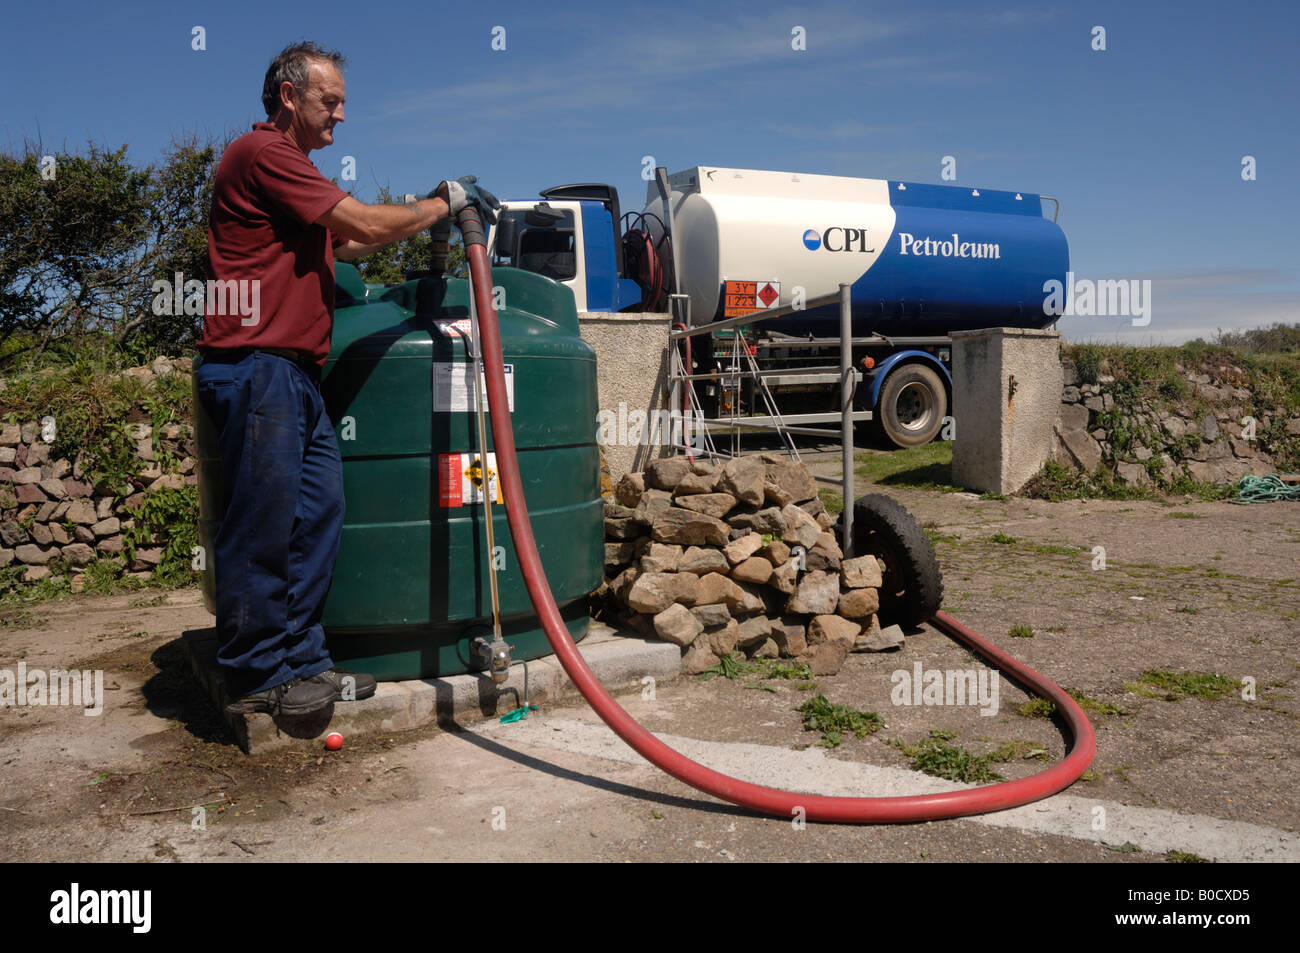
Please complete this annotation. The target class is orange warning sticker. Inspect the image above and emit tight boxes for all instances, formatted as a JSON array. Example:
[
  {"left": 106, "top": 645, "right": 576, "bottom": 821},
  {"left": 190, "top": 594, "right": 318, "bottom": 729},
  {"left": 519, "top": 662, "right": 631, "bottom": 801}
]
[
  {"left": 723, "top": 280, "right": 757, "bottom": 317},
  {"left": 723, "top": 280, "right": 780, "bottom": 317}
]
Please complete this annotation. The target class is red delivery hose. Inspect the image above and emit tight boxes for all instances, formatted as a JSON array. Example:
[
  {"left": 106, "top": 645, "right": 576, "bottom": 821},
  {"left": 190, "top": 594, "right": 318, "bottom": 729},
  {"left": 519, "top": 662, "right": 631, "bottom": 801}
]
[{"left": 458, "top": 210, "right": 1096, "bottom": 823}]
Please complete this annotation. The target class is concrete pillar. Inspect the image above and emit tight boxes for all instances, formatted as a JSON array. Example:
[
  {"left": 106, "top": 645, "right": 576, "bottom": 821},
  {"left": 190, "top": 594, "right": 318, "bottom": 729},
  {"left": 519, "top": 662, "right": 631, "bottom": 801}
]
[
  {"left": 950, "top": 327, "right": 1062, "bottom": 495},
  {"left": 577, "top": 312, "right": 674, "bottom": 483}
]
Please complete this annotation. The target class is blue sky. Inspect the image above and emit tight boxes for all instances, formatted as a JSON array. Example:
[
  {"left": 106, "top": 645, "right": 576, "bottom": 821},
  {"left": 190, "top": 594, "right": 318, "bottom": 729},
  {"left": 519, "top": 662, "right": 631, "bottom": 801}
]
[{"left": 2, "top": 0, "right": 1296, "bottom": 343}]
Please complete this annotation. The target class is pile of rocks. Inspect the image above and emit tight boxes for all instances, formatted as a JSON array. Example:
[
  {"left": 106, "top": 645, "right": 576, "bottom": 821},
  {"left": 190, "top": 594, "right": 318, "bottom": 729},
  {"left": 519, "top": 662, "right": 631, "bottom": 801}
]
[
  {"left": 0, "top": 358, "right": 198, "bottom": 587},
  {"left": 599, "top": 454, "right": 900, "bottom": 677},
  {"left": 1053, "top": 359, "right": 1291, "bottom": 487}
]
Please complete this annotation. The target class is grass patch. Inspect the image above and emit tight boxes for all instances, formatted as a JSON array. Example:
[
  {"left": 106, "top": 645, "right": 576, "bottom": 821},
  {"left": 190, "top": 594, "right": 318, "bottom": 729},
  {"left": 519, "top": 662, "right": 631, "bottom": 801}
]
[
  {"left": 79, "top": 558, "right": 143, "bottom": 597},
  {"left": 129, "top": 593, "right": 169, "bottom": 609},
  {"left": 817, "top": 487, "right": 843, "bottom": 516},
  {"left": 0, "top": 564, "right": 75, "bottom": 610},
  {"left": 1125, "top": 669, "right": 1238, "bottom": 702},
  {"left": 762, "top": 659, "right": 812, "bottom": 680},
  {"left": 700, "top": 655, "right": 813, "bottom": 693},
  {"left": 889, "top": 731, "right": 1029, "bottom": 784},
  {"left": 1017, "top": 698, "right": 1055, "bottom": 718},
  {"left": 854, "top": 441, "right": 963, "bottom": 492},
  {"left": 1022, "top": 459, "right": 1237, "bottom": 503},
  {"left": 795, "top": 694, "right": 883, "bottom": 748},
  {"left": 1071, "top": 690, "right": 1128, "bottom": 717},
  {"left": 1166, "top": 850, "right": 1210, "bottom": 863},
  {"left": 989, "top": 740, "right": 1051, "bottom": 761},
  {"left": 1008, "top": 624, "right": 1034, "bottom": 639},
  {"left": 0, "top": 607, "right": 41, "bottom": 628},
  {"left": 988, "top": 532, "right": 1017, "bottom": 544},
  {"left": 1074, "top": 345, "right": 1103, "bottom": 385},
  {"left": 1166, "top": 511, "right": 1204, "bottom": 519},
  {"left": 1017, "top": 690, "right": 1128, "bottom": 719},
  {"left": 924, "top": 529, "right": 962, "bottom": 545},
  {"left": 698, "top": 652, "right": 760, "bottom": 681}
]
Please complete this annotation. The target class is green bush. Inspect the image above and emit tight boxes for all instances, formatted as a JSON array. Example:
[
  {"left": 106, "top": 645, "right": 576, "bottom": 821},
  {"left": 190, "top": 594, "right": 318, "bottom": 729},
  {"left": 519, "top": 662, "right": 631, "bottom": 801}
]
[{"left": 124, "top": 485, "right": 199, "bottom": 586}]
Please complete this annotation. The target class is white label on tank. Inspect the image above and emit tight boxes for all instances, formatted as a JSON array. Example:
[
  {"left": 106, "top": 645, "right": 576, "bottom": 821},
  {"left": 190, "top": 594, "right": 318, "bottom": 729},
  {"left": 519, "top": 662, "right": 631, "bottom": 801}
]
[
  {"left": 434, "top": 362, "right": 514, "bottom": 413},
  {"left": 439, "top": 452, "right": 504, "bottom": 506}
]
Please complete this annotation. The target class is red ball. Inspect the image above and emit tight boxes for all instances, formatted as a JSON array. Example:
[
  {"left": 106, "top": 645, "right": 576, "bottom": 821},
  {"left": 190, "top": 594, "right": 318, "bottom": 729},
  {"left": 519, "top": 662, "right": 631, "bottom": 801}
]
[{"left": 325, "top": 732, "right": 344, "bottom": 751}]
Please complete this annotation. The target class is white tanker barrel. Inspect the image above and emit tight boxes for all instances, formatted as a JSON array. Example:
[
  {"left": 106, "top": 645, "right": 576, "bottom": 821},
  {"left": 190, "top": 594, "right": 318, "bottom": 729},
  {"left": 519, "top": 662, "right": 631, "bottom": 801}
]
[{"left": 643, "top": 167, "right": 1069, "bottom": 336}]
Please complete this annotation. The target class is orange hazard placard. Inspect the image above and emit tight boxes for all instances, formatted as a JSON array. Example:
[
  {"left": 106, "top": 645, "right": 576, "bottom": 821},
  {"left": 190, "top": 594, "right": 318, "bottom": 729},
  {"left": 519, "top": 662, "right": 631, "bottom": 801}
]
[
  {"left": 724, "top": 280, "right": 757, "bottom": 317},
  {"left": 723, "top": 280, "right": 779, "bottom": 317}
]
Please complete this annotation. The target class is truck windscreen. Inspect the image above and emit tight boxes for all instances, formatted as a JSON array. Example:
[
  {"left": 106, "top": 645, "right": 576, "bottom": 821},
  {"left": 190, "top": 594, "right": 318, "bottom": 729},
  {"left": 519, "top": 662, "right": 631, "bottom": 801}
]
[{"left": 491, "top": 209, "right": 577, "bottom": 281}]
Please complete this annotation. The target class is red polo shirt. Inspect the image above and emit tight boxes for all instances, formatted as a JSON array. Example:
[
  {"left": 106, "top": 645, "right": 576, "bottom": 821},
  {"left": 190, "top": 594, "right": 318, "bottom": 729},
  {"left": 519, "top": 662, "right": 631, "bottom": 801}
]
[{"left": 200, "top": 122, "right": 349, "bottom": 366}]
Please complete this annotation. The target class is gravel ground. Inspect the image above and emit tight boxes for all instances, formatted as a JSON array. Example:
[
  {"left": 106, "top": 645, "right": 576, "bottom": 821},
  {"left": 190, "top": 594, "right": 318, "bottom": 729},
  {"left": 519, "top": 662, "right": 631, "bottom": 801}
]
[{"left": 0, "top": 484, "right": 1295, "bottom": 862}]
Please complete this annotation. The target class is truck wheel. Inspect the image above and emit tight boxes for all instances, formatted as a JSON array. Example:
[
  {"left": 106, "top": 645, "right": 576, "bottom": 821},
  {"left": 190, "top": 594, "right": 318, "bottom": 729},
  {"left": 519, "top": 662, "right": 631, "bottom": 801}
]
[
  {"left": 847, "top": 493, "right": 943, "bottom": 629},
  {"left": 876, "top": 364, "right": 947, "bottom": 449}
]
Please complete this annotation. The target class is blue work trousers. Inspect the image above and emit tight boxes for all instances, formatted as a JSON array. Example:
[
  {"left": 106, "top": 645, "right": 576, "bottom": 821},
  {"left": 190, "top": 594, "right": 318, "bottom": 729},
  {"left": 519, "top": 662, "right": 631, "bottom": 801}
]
[{"left": 195, "top": 351, "right": 342, "bottom": 697}]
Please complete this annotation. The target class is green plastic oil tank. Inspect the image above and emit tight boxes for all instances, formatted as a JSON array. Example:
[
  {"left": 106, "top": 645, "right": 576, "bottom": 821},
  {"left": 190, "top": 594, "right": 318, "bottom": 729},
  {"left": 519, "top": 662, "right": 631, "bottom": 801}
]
[{"left": 194, "top": 263, "right": 603, "bottom": 679}]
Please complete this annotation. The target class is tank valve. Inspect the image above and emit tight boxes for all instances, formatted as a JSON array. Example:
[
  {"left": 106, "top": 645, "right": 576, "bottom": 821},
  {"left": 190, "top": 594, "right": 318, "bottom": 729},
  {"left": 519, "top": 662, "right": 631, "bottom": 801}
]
[{"left": 474, "top": 636, "right": 513, "bottom": 684}]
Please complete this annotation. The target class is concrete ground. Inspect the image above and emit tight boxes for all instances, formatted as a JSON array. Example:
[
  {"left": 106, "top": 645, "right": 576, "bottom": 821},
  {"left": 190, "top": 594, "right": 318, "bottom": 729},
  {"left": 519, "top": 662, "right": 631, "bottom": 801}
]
[{"left": 0, "top": 464, "right": 1296, "bottom": 862}]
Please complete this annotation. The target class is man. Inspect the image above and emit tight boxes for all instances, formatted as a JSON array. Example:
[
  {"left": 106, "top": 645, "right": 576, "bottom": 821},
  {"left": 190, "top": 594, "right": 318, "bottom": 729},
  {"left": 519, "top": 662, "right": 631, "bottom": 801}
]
[{"left": 197, "top": 41, "right": 498, "bottom": 715}]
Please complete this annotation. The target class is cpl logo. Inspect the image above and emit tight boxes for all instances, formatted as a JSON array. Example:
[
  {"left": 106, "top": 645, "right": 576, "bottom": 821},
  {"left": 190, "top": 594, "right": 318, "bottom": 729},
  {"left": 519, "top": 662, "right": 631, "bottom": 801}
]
[{"left": 802, "top": 227, "right": 874, "bottom": 252}]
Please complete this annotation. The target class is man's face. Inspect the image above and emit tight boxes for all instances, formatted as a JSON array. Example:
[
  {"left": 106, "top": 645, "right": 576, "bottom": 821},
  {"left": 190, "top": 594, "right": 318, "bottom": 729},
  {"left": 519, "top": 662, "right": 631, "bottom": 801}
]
[{"left": 286, "top": 61, "right": 345, "bottom": 152}]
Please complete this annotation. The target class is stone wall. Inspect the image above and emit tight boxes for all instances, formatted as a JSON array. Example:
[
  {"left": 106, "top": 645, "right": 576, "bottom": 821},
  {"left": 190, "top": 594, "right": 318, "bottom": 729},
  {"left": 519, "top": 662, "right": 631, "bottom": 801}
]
[
  {"left": 1052, "top": 357, "right": 1294, "bottom": 488},
  {"left": 0, "top": 357, "right": 197, "bottom": 588}
]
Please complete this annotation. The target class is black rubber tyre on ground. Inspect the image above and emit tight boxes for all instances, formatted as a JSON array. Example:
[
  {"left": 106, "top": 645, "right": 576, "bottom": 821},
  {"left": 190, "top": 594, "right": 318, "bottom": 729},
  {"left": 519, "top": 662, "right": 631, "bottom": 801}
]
[
  {"left": 874, "top": 363, "right": 948, "bottom": 449},
  {"left": 846, "top": 493, "right": 944, "bottom": 629}
]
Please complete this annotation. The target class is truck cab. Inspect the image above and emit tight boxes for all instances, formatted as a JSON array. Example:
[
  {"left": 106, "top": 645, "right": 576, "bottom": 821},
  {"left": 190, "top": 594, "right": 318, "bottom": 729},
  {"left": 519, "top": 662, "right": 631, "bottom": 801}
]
[{"left": 489, "top": 184, "right": 641, "bottom": 313}]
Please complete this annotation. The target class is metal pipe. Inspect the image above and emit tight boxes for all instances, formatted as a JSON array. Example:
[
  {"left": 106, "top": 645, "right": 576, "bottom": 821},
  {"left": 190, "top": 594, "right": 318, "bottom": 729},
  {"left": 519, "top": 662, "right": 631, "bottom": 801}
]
[
  {"left": 428, "top": 219, "right": 452, "bottom": 275},
  {"left": 460, "top": 208, "right": 510, "bottom": 684},
  {"left": 756, "top": 335, "right": 951, "bottom": 348},
  {"left": 839, "top": 283, "right": 854, "bottom": 557},
  {"left": 669, "top": 291, "right": 842, "bottom": 339}
]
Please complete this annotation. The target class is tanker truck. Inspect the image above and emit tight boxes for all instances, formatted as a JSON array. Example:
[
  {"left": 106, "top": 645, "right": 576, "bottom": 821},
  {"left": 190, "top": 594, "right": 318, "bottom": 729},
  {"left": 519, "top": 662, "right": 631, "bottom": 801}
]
[{"left": 486, "top": 166, "right": 1069, "bottom": 448}]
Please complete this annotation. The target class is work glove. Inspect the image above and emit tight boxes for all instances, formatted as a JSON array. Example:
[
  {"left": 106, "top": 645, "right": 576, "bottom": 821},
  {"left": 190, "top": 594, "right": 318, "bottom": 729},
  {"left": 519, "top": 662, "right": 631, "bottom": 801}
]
[{"left": 435, "top": 175, "right": 501, "bottom": 225}]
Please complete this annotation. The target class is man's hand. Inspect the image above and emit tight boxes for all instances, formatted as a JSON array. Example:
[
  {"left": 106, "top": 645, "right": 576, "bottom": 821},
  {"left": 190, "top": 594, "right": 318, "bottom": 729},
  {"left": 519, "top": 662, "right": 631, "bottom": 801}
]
[{"left": 436, "top": 175, "right": 501, "bottom": 225}]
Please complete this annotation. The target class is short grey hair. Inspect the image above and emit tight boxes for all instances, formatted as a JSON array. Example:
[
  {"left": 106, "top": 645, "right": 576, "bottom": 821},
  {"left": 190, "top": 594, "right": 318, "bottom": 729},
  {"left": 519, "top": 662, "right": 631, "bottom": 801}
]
[{"left": 262, "top": 41, "right": 347, "bottom": 118}]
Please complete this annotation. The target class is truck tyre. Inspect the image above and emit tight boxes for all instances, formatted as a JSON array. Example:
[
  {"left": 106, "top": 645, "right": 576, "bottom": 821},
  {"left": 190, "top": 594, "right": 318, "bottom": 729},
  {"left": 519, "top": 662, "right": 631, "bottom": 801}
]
[
  {"left": 847, "top": 493, "right": 943, "bottom": 628},
  {"left": 875, "top": 363, "right": 947, "bottom": 449}
]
